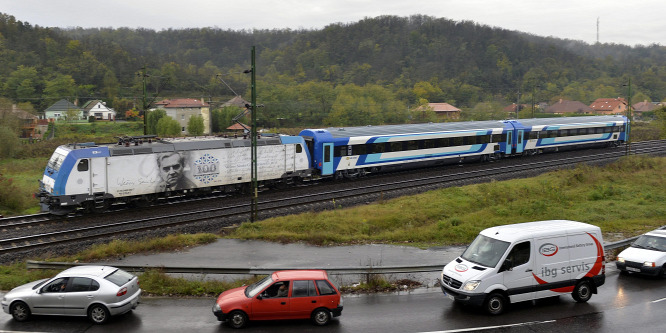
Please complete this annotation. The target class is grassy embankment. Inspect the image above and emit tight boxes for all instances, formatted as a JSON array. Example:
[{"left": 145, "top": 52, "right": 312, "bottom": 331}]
[
  {"left": 1, "top": 155, "right": 664, "bottom": 295},
  {"left": 231, "top": 155, "right": 666, "bottom": 247}
]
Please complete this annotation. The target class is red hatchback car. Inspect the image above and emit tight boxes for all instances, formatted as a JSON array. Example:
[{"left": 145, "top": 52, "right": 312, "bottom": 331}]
[{"left": 212, "top": 270, "right": 343, "bottom": 328}]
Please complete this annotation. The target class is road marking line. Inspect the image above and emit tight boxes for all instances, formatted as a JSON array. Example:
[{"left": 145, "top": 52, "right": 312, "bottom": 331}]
[
  {"left": 419, "top": 320, "right": 557, "bottom": 333},
  {"left": 651, "top": 297, "right": 666, "bottom": 303}
]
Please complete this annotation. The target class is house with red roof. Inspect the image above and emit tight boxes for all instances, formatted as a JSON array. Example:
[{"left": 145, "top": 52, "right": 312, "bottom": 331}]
[
  {"left": 544, "top": 99, "right": 593, "bottom": 114},
  {"left": 589, "top": 98, "right": 627, "bottom": 115},
  {"left": 154, "top": 98, "right": 210, "bottom": 135},
  {"left": 415, "top": 102, "right": 461, "bottom": 119}
]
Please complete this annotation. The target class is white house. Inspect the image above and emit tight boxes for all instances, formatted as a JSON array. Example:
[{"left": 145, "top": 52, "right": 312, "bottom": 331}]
[{"left": 82, "top": 100, "right": 116, "bottom": 120}]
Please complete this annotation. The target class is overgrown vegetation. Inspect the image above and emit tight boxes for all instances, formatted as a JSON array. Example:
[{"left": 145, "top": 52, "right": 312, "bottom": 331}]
[{"left": 230, "top": 156, "right": 666, "bottom": 247}]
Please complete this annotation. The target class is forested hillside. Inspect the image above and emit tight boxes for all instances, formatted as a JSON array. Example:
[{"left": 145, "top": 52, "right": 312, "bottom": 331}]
[{"left": 1, "top": 13, "right": 665, "bottom": 128}]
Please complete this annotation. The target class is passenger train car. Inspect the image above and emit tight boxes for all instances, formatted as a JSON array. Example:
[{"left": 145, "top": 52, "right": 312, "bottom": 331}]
[
  {"left": 301, "top": 115, "right": 627, "bottom": 179},
  {"left": 38, "top": 115, "right": 627, "bottom": 215}
]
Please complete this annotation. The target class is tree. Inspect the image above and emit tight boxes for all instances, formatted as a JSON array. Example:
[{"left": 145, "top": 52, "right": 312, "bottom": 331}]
[
  {"left": 42, "top": 74, "right": 77, "bottom": 105},
  {"left": 0, "top": 126, "right": 21, "bottom": 158},
  {"left": 187, "top": 114, "right": 205, "bottom": 136},
  {"left": 3, "top": 66, "right": 39, "bottom": 101},
  {"left": 146, "top": 109, "right": 166, "bottom": 134},
  {"left": 64, "top": 108, "right": 81, "bottom": 122},
  {"left": 156, "top": 116, "right": 181, "bottom": 137}
]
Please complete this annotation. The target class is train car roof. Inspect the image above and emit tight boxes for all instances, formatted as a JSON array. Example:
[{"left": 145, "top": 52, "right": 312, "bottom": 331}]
[
  {"left": 308, "top": 120, "right": 509, "bottom": 139},
  {"left": 513, "top": 115, "right": 626, "bottom": 127},
  {"left": 65, "top": 135, "right": 286, "bottom": 157}
]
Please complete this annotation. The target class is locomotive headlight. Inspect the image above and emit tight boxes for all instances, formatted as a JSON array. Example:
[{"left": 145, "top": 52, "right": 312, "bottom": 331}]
[
  {"left": 462, "top": 280, "right": 481, "bottom": 291},
  {"left": 643, "top": 261, "right": 656, "bottom": 267},
  {"left": 617, "top": 257, "right": 625, "bottom": 263}
]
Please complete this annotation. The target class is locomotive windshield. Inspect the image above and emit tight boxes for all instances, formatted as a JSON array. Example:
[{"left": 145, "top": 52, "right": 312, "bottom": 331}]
[{"left": 47, "top": 150, "right": 68, "bottom": 172}]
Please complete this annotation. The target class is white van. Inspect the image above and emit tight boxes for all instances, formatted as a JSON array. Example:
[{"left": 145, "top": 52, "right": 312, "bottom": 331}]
[{"left": 440, "top": 220, "right": 606, "bottom": 315}]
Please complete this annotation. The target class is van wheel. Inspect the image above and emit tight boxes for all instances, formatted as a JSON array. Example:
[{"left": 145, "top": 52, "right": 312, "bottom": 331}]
[
  {"left": 311, "top": 308, "right": 331, "bottom": 326},
  {"left": 484, "top": 293, "right": 506, "bottom": 315},
  {"left": 572, "top": 281, "right": 592, "bottom": 303},
  {"left": 228, "top": 310, "right": 248, "bottom": 329}
]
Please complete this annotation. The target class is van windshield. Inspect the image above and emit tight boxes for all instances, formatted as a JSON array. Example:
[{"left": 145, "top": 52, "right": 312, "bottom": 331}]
[{"left": 461, "top": 234, "right": 510, "bottom": 268}]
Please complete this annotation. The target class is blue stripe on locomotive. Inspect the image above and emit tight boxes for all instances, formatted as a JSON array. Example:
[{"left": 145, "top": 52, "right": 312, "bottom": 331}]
[{"left": 49, "top": 147, "right": 110, "bottom": 196}]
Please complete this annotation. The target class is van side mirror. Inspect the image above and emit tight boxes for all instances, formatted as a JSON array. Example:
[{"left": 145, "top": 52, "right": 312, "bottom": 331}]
[
  {"left": 500, "top": 259, "right": 513, "bottom": 272},
  {"left": 256, "top": 295, "right": 263, "bottom": 300}
]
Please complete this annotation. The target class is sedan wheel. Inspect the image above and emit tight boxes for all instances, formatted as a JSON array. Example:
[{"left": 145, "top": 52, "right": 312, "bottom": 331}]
[
  {"left": 228, "top": 310, "right": 248, "bottom": 329},
  {"left": 88, "top": 304, "right": 110, "bottom": 324},
  {"left": 10, "top": 302, "right": 31, "bottom": 322},
  {"left": 311, "top": 308, "right": 331, "bottom": 326}
]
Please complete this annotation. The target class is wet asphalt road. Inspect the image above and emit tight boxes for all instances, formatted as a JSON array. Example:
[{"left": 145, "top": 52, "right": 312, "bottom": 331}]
[
  {"left": 1, "top": 263, "right": 664, "bottom": 332},
  {"left": 2, "top": 240, "right": 665, "bottom": 332}
]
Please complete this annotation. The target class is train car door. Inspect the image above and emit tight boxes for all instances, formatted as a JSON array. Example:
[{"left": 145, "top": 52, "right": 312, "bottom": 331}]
[
  {"left": 505, "top": 130, "right": 513, "bottom": 155},
  {"left": 516, "top": 130, "right": 524, "bottom": 154},
  {"left": 322, "top": 143, "right": 334, "bottom": 175},
  {"left": 285, "top": 145, "right": 295, "bottom": 172},
  {"left": 90, "top": 157, "right": 107, "bottom": 193}
]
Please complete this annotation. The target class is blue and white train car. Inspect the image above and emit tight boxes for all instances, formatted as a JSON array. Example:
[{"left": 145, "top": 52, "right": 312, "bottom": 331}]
[
  {"left": 38, "top": 135, "right": 311, "bottom": 214},
  {"left": 299, "top": 121, "right": 513, "bottom": 178},
  {"left": 507, "top": 115, "right": 628, "bottom": 155}
]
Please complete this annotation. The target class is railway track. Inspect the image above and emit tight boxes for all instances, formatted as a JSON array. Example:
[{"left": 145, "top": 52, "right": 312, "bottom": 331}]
[{"left": 1, "top": 140, "right": 665, "bottom": 261}]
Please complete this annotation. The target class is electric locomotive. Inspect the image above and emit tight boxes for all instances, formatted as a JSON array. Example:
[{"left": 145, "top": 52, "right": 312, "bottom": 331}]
[{"left": 38, "top": 134, "right": 311, "bottom": 215}]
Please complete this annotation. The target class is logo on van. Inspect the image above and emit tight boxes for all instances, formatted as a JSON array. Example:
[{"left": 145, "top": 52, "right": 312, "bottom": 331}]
[
  {"left": 454, "top": 264, "right": 468, "bottom": 272},
  {"left": 539, "top": 243, "right": 559, "bottom": 257}
]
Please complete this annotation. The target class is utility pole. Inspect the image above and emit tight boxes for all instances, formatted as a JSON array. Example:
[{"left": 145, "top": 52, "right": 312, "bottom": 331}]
[
  {"left": 624, "top": 78, "right": 632, "bottom": 156},
  {"left": 249, "top": 46, "right": 258, "bottom": 222},
  {"left": 141, "top": 66, "right": 148, "bottom": 135}
]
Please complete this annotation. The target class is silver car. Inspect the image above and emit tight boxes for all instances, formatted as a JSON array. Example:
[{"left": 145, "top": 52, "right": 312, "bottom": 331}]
[{"left": 2, "top": 265, "right": 141, "bottom": 324}]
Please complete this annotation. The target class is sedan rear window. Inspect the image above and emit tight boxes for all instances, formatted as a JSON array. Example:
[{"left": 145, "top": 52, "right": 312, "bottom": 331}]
[
  {"left": 104, "top": 269, "right": 135, "bottom": 287},
  {"left": 315, "top": 280, "right": 337, "bottom": 295}
]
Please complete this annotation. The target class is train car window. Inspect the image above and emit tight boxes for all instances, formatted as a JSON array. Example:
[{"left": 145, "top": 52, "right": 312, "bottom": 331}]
[
  {"left": 604, "top": 126, "right": 612, "bottom": 133},
  {"left": 353, "top": 144, "right": 367, "bottom": 155},
  {"left": 597, "top": 127, "right": 604, "bottom": 134},
  {"left": 517, "top": 133, "right": 522, "bottom": 144},
  {"left": 482, "top": 135, "right": 491, "bottom": 144},
  {"left": 406, "top": 141, "right": 418, "bottom": 151},
  {"left": 77, "top": 159, "right": 89, "bottom": 172},
  {"left": 438, "top": 138, "right": 450, "bottom": 147},
  {"left": 580, "top": 128, "right": 588, "bottom": 135},
  {"left": 424, "top": 139, "right": 435, "bottom": 149},
  {"left": 390, "top": 142, "right": 403, "bottom": 152},
  {"left": 296, "top": 145, "right": 303, "bottom": 153},
  {"left": 324, "top": 145, "right": 331, "bottom": 163},
  {"left": 547, "top": 130, "right": 557, "bottom": 138},
  {"left": 334, "top": 146, "right": 347, "bottom": 157},
  {"left": 507, "top": 134, "right": 512, "bottom": 145},
  {"left": 528, "top": 131, "right": 538, "bottom": 140},
  {"left": 452, "top": 137, "right": 464, "bottom": 146},
  {"left": 374, "top": 143, "right": 385, "bottom": 153},
  {"left": 613, "top": 126, "right": 621, "bottom": 132},
  {"left": 491, "top": 134, "right": 501, "bottom": 143}
]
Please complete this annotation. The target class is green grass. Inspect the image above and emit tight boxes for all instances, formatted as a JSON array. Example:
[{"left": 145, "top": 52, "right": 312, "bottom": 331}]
[
  {"left": 229, "top": 155, "right": 666, "bottom": 247},
  {"left": 0, "top": 158, "right": 45, "bottom": 215}
]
